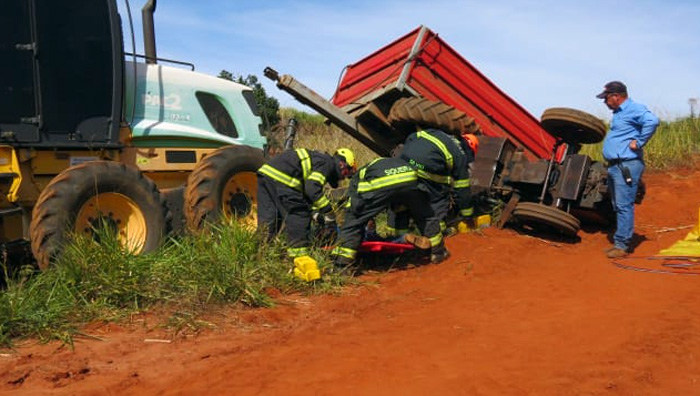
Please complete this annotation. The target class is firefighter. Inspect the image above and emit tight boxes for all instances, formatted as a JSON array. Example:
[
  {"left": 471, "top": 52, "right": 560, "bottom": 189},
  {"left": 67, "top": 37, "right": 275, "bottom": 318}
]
[
  {"left": 387, "top": 127, "right": 478, "bottom": 262},
  {"left": 257, "top": 147, "right": 356, "bottom": 259},
  {"left": 331, "top": 156, "right": 441, "bottom": 271}
]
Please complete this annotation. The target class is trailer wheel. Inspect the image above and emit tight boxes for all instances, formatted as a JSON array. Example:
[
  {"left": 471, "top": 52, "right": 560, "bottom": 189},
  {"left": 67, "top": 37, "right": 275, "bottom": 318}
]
[
  {"left": 512, "top": 202, "right": 581, "bottom": 237},
  {"left": 29, "top": 161, "right": 171, "bottom": 270},
  {"left": 540, "top": 108, "right": 607, "bottom": 144},
  {"left": 388, "top": 97, "right": 481, "bottom": 136},
  {"left": 185, "top": 145, "right": 265, "bottom": 231}
]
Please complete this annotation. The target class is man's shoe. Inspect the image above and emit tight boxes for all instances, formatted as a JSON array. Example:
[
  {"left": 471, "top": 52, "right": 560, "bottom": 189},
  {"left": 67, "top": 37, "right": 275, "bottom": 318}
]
[
  {"left": 430, "top": 248, "right": 451, "bottom": 264},
  {"left": 603, "top": 246, "right": 617, "bottom": 253},
  {"left": 606, "top": 247, "right": 629, "bottom": 259},
  {"left": 404, "top": 233, "right": 432, "bottom": 250}
]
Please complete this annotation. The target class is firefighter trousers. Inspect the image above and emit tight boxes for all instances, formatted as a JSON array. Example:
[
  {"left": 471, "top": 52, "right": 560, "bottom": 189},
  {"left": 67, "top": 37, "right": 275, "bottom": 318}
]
[
  {"left": 388, "top": 180, "right": 450, "bottom": 235},
  {"left": 257, "top": 175, "right": 311, "bottom": 257},
  {"left": 333, "top": 188, "right": 440, "bottom": 264}
]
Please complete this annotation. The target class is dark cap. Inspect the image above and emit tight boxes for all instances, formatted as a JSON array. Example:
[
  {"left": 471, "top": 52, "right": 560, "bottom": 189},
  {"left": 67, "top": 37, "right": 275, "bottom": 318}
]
[{"left": 596, "top": 81, "right": 627, "bottom": 99}]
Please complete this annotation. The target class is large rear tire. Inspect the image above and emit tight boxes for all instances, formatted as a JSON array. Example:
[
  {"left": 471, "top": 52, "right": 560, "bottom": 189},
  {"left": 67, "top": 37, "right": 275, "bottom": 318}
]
[
  {"left": 29, "top": 161, "right": 171, "bottom": 270},
  {"left": 540, "top": 108, "right": 607, "bottom": 144},
  {"left": 512, "top": 202, "right": 581, "bottom": 237},
  {"left": 388, "top": 97, "right": 480, "bottom": 136},
  {"left": 184, "top": 145, "right": 264, "bottom": 231}
]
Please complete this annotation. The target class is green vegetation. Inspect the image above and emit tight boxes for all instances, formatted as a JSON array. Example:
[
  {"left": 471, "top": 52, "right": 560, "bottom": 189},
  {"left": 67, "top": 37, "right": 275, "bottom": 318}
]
[
  {"left": 218, "top": 71, "right": 281, "bottom": 131},
  {"left": 273, "top": 108, "right": 376, "bottom": 166},
  {"left": 580, "top": 116, "right": 700, "bottom": 169},
  {"left": 0, "top": 222, "right": 342, "bottom": 348}
]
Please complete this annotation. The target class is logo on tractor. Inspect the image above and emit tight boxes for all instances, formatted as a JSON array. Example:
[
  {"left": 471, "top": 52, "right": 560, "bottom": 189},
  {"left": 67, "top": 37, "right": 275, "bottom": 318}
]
[{"left": 143, "top": 93, "right": 183, "bottom": 110}]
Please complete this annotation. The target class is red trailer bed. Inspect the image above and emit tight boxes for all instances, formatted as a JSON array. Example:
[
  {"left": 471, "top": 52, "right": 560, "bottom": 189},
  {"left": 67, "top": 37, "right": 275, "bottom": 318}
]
[{"left": 332, "top": 25, "right": 558, "bottom": 160}]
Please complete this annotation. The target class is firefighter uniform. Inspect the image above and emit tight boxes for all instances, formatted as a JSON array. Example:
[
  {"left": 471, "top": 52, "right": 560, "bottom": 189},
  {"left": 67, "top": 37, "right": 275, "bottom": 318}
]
[
  {"left": 331, "top": 157, "right": 440, "bottom": 267},
  {"left": 388, "top": 128, "right": 474, "bottom": 238},
  {"left": 257, "top": 148, "right": 343, "bottom": 258}
]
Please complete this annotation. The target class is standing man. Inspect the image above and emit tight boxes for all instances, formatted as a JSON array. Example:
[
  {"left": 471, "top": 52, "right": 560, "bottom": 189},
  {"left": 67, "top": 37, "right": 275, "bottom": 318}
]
[
  {"left": 257, "top": 147, "right": 356, "bottom": 259},
  {"left": 596, "top": 81, "right": 659, "bottom": 258}
]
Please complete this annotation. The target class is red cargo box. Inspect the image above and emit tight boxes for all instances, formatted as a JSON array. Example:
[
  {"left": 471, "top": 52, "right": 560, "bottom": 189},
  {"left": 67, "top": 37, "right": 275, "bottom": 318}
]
[{"left": 332, "top": 25, "right": 558, "bottom": 160}]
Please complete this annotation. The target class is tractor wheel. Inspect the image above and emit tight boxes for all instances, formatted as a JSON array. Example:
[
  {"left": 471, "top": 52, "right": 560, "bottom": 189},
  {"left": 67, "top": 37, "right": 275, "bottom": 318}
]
[
  {"left": 387, "top": 97, "right": 481, "bottom": 136},
  {"left": 512, "top": 202, "right": 581, "bottom": 237},
  {"left": 540, "top": 107, "right": 607, "bottom": 144},
  {"left": 184, "top": 145, "right": 264, "bottom": 231},
  {"left": 29, "top": 161, "right": 171, "bottom": 270}
]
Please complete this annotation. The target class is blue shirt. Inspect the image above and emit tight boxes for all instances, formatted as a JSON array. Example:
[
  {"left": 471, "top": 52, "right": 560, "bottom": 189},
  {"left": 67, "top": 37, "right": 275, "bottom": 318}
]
[{"left": 602, "top": 98, "right": 659, "bottom": 161}]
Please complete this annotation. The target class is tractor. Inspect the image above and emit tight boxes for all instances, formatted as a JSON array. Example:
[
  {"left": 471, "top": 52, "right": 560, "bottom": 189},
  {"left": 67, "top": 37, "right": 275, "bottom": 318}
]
[{"left": 1, "top": 0, "right": 267, "bottom": 268}]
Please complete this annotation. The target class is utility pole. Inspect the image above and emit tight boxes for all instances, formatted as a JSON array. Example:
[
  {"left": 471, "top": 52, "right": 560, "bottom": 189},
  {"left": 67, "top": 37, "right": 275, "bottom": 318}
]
[{"left": 690, "top": 98, "right": 699, "bottom": 118}]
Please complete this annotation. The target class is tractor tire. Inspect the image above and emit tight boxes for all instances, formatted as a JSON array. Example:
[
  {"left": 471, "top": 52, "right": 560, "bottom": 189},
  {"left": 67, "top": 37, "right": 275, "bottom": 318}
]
[
  {"left": 512, "top": 202, "right": 581, "bottom": 237},
  {"left": 29, "top": 161, "right": 171, "bottom": 270},
  {"left": 388, "top": 97, "right": 481, "bottom": 136},
  {"left": 540, "top": 107, "right": 607, "bottom": 144},
  {"left": 184, "top": 145, "right": 264, "bottom": 231}
]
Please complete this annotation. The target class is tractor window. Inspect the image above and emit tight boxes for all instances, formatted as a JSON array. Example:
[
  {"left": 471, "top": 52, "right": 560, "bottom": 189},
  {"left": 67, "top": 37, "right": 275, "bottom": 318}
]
[{"left": 196, "top": 92, "right": 238, "bottom": 138}]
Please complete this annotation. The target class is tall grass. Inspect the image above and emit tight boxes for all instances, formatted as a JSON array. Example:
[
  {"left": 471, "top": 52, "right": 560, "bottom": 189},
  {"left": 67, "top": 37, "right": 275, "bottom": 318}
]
[
  {"left": 0, "top": 222, "right": 341, "bottom": 348},
  {"left": 274, "top": 108, "right": 376, "bottom": 167},
  {"left": 579, "top": 117, "right": 700, "bottom": 169}
]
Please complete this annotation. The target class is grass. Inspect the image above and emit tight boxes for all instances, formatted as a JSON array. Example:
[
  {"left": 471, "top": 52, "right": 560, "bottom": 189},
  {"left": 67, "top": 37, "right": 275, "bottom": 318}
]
[
  {"left": 579, "top": 116, "right": 700, "bottom": 169},
  {"left": 0, "top": 221, "right": 345, "bottom": 348},
  {"left": 272, "top": 108, "right": 376, "bottom": 166}
]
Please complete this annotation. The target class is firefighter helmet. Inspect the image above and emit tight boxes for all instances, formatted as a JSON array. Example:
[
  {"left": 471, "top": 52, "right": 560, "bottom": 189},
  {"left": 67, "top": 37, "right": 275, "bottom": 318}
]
[
  {"left": 334, "top": 148, "right": 356, "bottom": 170},
  {"left": 461, "top": 133, "right": 480, "bottom": 156}
]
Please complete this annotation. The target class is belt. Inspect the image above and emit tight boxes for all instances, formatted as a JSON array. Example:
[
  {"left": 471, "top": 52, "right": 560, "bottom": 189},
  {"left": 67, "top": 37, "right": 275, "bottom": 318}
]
[{"left": 605, "top": 158, "right": 638, "bottom": 167}]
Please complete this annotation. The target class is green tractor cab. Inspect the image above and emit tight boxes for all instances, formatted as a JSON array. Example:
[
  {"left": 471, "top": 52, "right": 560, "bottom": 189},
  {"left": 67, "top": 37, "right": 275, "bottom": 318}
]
[{"left": 0, "top": 0, "right": 267, "bottom": 268}]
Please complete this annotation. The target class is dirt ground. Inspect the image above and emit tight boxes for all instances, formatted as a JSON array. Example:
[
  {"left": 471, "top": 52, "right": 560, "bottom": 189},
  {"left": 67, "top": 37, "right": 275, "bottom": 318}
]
[{"left": 3, "top": 169, "right": 700, "bottom": 395}]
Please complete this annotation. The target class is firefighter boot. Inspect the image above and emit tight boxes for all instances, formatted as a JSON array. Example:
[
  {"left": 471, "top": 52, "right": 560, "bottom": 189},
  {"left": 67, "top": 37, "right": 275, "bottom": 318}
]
[
  {"left": 331, "top": 256, "right": 356, "bottom": 276},
  {"left": 404, "top": 233, "right": 432, "bottom": 250},
  {"left": 430, "top": 242, "right": 451, "bottom": 264}
]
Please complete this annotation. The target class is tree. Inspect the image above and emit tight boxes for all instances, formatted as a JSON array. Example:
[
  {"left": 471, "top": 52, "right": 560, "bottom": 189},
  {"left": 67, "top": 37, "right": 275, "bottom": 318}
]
[{"left": 218, "top": 70, "right": 280, "bottom": 131}]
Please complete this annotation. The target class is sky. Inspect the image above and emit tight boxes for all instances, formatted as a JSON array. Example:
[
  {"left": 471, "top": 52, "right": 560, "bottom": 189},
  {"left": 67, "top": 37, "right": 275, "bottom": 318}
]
[{"left": 117, "top": 0, "right": 700, "bottom": 121}]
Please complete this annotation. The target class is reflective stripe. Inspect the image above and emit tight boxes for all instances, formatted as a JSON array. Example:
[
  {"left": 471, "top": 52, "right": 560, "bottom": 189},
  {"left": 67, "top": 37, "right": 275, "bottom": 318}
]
[
  {"left": 385, "top": 226, "right": 409, "bottom": 237},
  {"left": 453, "top": 178, "right": 471, "bottom": 188},
  {"left": 358, "top": 158, "right": 382, "bottom": 180},
  {"left": 259, "top": 149, "right": 322, "bottom": 193},
  {"left": 439, "top": 221, "right": 446, "bottom": 231},
  {"left": 259, "top": 164, "right": 302, "bottom": 191},
  {"left": 418, "top": 130, "right": 453, "bottom": 171},
  {"left": 416, "top": 169, "right": 452, "bottom": 185},
  {"left": 460, "top": 207, "right": 474, "bottom": 217},
  {"left": 332, "top": 246, "right": 357, "bottom": 259},
  {"left": 296, "top": 149, "right": 311, "bottom": 181},
  {"left": 357, "top": 172, "right": 417, "bottom": 193},
  {"left": 308, "top": 171, "right": 326, "bottom": 185},
  {"left": 288, "top": 246, "right": 310, "bottom": 257},
  {"left": 311, "top": 195, "right": 330, "bottom": 211},
  {"left": 429, "top": 233, "right": 443, "bottom": 247}
]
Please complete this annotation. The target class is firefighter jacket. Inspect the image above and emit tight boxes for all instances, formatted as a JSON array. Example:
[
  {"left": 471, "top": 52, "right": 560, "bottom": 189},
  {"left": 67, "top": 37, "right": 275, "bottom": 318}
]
[
  {"left": 346, "top": 157, "right": 418, "bottom": 214},
  {"left": 257, "top": 149, "right": 340, "bottom": 214},
  {"left": 399, "top": 128, "right": 474, "bottom": 217}
]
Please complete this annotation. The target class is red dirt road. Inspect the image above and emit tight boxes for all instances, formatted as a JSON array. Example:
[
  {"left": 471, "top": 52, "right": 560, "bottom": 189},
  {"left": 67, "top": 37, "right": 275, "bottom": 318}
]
[{"left": 3, "top": 170, "right": 700, "bottom": 395}]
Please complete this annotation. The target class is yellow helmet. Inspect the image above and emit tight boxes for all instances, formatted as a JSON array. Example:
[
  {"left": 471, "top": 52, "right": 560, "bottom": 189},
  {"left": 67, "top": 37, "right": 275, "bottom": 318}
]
[{"left": 334, "top": 148, "right": 356, "bottom": 170}]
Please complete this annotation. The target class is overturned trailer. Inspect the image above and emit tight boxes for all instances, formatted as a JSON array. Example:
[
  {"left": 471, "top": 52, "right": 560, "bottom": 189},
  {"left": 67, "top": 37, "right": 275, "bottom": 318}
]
[{"left": 266, "top": 25, "right": 623, "bottom": 237}]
